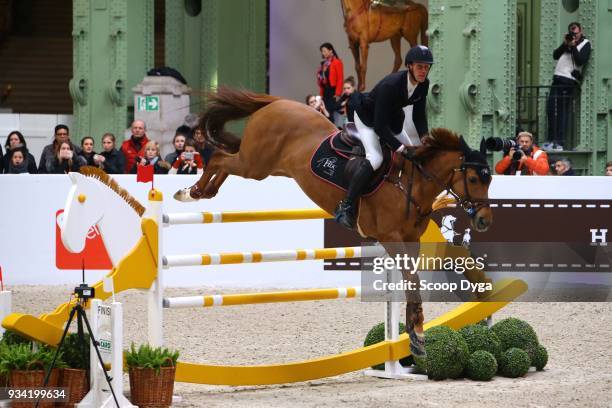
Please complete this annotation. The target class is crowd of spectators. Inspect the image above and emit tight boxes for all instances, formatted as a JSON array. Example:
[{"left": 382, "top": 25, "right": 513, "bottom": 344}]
[{"left": 0, "top": 118, "right": 215, "bottom": 176}]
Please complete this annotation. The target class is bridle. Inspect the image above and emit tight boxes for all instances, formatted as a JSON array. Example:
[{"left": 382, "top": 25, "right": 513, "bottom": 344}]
[{"left": 388, "top": 152, "right": 491, "bottom": 224}]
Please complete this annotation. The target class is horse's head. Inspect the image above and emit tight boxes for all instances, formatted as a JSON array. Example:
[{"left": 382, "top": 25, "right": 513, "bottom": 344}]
[
  {"left": 61, "top": 172, "right": 105, "bottom": 253},
  {"left": 445, "top": 136, "right": 493, "bottom": 232}
]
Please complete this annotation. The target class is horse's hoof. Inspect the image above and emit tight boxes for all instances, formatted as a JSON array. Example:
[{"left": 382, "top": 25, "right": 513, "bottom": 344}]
[
  {"left": 173, "top": 188, "right": 197, "bottom": 202},
  {"left": 409, "top": 329, "right": 427, "bottom": 358}
]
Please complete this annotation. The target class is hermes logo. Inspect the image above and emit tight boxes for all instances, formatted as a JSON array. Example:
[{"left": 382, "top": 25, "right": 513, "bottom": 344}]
[{"left": 590, "top": 228, "right": 608, "bottom": 245}]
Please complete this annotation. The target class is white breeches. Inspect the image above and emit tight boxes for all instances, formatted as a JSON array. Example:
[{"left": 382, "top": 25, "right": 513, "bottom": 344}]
[{"left": 353, "top": 112, "right": 419, "bottom": 170}]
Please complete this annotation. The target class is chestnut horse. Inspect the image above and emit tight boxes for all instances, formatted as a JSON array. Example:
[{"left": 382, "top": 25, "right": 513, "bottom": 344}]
[
  {"left": 174, "top": 87, "right": 493, "bottom": 356},
  {"left": 341, "top": 0, "right": 429, "bottom": 91}
]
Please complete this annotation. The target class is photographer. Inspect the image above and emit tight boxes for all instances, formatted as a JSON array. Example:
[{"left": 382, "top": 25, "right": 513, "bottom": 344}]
[
  {"left": 544, "top": 22, "right": 591, "bottom": 152},
  {"left": 494, "top": 132, "right": 549, "bottom": 176}
]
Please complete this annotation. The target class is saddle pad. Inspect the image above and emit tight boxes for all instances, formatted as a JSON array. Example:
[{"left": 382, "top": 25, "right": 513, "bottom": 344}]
[{"left": 310, "top": 132, "right": 391, "bottom": 196}]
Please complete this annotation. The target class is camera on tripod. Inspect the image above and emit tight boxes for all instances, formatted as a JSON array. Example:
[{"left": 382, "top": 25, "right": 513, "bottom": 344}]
[
  {"left": 484, "top": 137, "right": 524, "bottom": 161},
  {"left": 74, "top": 283, "right": 95, "bottom": 300}
]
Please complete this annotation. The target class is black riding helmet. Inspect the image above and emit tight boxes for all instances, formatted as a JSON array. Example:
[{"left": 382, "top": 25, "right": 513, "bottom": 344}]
[{"left": 404, "top": 45, "right": 434, "bottom": 66}]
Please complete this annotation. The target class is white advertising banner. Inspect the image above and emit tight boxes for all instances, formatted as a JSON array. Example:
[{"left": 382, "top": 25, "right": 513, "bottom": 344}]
[{"left": 0, "top": 174, "right": 610, "bottom": 288}]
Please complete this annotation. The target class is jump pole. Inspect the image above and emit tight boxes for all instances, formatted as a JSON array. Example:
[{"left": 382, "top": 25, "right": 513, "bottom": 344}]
[{"left": 149, "top": 190, "right": 419, "bottom": 381}]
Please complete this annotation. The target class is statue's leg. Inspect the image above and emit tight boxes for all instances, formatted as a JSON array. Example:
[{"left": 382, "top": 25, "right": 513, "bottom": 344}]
[{"left": 390, "top": 35, "right": 402, "bottom": 72}]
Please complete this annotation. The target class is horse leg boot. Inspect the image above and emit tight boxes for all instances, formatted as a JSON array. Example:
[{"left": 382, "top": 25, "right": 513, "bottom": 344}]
[
  {"left": 334, "top": 160, "right": 373, "bottom": 229},
  {"left": 406, "top": 302, "right": 426, "bottom": 358}
]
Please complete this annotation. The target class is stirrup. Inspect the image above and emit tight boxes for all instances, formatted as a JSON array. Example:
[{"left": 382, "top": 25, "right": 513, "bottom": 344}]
[{"left": 334, "top": 200, "right": 356, "bottom": 229}]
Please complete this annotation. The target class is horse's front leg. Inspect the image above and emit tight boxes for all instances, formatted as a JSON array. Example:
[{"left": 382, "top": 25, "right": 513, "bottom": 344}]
[
  {"left": 358, "top": 39, "right": 369, "bottom": 92},
  {"left": 382, "top": 241, "right": 426, "bottom": 358}
]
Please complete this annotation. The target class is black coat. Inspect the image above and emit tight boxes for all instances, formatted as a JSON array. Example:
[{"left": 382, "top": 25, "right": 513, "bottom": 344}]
[
  {"left": 100, "top": 149, "right": 126, "bottom": 174},
  {"left": 354, "top": 70, "right": 429, "bottom": 151},
  {"left": 48, "top": 157, "right": 83, "bottom": 174}
]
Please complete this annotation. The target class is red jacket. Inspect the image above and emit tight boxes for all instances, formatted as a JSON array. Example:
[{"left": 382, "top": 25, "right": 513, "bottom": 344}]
[
  {"left": 121, "top": 135, "right": 150, "bottom": 174},
  {"left": 495, "top": 146, "right": 549, "bottom": 175},
  {"left": 318, "top": 56, "right": 344, "bottom": 98}
]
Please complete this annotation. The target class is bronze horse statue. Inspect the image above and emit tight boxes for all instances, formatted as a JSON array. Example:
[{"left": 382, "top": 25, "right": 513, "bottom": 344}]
[
  {"left": 341, "top": 0, "right": 429, "bottom": 91},
  {"left": 174, "top": 87, "right": 493, "bottom": 357}
]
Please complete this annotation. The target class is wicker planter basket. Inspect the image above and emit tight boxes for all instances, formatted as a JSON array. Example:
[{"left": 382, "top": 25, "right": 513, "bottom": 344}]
[
  {"left": 56, "top": 368, "right": 89, "bottom": 407},
  {"left": 8, "top": 368, "right": 60, "bottom": 408},
  {"left": 129, "top": 366, "right": 176, "bottom": 408}
]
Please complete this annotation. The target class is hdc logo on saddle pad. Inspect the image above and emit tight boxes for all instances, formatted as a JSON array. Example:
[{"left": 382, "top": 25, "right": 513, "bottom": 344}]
[
  {"left": 55, "top": 210, "right": 112, "bottom": 270},
  {"left": 316, "top": 156, "right": 338, "bottom": 177}
]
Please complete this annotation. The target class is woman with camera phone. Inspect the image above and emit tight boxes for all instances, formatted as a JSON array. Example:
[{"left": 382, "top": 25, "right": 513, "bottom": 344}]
[
  {"left": 48, "top": 141, "right": 84, "bottom": 174},
  {"left": 169, "top": 139, "right": 204, "bottom": 175},
  {"left": 129, "top": 140, "right": 170, "bottom": 174}
]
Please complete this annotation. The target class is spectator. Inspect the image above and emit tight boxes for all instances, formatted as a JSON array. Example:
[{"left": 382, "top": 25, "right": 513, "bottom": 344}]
[
  {"left": 495, "top": 131, "right": 549, "bottom": 176},
  {"left": 192, "top": 127, "right": 214, "bottom": 166},
  {"left": 605, "top": 161, "right": 612, "bottom": 176},
  {"left": 544, "top": 22, "right": 591, "bottom": 152},
  {"left": 316, "top": 42, "right": 344, "bottom": 121},
  {"left": 169, "top": 139, "right": 204, "bottom": 175},
  {"left": 38, "top": 125, "right": 81, "bottom": 173},
  {"left": 164, "top": 132, "right": 186, "bottom": 165},
  {"left": 5, "top": 146, "right": 36, "bottom": 174},
  {"left": 121, "top": 120, "right": 150, "bottom": 173},
  {"left": 99, "top": 133, "right": 126, "bottom": 174},
  {"left": 306, "top": 94, "right": 330, "bottom": 119},
  {"left": 553, "top": 158, "right": 575, "bottom": 176},
  {"left": 130, "top": 140, "right": 170, "bottom": 174},
  {"left": 336, "top": 76, "right": 358, "bottom": 125},
  {"left": 78, "top": 136, "right": 104, "bottom": 168},
  {"left": 3, "top": 130, "right": 37, "bottom": 173},
  {"left": 48, "top": 141, "right": 84, "bottom": 174}
]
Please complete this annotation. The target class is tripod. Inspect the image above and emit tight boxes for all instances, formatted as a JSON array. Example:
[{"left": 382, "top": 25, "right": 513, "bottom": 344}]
[{"left": 37, "top": 296, "right": 120, "bottom": 408}]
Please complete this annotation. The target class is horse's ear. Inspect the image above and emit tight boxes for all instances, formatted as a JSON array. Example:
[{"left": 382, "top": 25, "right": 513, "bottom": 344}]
[
  {"left": 458, "top": 135, "right": 471, "bottom": 154},
  {"left": 479, "top": 138, "right": 487, "bottom": 155}
]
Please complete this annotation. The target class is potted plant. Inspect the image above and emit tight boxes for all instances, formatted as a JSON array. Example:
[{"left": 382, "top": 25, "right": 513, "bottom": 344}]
[
  {"left": 57, "top": 333, "right": 90, "bottom": 407},
  {"left": 0, "top": 329, "right": 31, "bottom": 387},
  {"left": 126, "top": 343, "right": 179, "bottom": 408},
  {"left": 0, "top": 343, "right": 66, "bottom": 408}
]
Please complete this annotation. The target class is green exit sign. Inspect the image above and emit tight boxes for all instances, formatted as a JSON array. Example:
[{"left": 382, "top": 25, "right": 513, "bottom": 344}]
[{"left": 137, "top": 95, "right": 159, "bottom": 111}]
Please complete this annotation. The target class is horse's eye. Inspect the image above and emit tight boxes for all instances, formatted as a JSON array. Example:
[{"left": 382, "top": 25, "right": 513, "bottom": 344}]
[{"left": 468, "top": 176, "right": 478, "bottom": 184}]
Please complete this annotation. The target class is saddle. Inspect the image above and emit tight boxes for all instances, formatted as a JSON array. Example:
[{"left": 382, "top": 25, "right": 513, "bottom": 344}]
[{"left": 310, "top": 123, "right": 397, "bottom": 196}]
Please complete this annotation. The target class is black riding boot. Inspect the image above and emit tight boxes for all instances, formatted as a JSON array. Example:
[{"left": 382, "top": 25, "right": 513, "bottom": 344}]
[{"left": 334, "top": 160, "right": 374, "bottom": 229}]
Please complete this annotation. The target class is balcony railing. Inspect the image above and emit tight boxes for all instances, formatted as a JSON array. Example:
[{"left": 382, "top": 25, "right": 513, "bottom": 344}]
[{"left": 516, "top": 85, "right": 580, "bottom": 149}]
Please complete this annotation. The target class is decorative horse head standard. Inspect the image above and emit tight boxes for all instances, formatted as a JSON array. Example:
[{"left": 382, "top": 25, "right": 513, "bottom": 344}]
[
  {"left": 340, "top": 0, "right": 429, "bottom": 91},
  {"left": 174, "top": 87, "right": 494, "bottom": 357},
  {"left": 62, "top": 168, "right": 145, "bottom": 267}
]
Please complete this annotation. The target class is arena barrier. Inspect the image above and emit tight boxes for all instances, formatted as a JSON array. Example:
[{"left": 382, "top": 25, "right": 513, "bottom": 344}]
[{"left": 2, "top": 172, "right": 527, "bottom": 385}]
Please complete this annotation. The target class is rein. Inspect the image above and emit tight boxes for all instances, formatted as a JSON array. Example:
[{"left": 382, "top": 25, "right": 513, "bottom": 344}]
[{"left": 387, "top": 153, "right": 490, "bottom": 225}]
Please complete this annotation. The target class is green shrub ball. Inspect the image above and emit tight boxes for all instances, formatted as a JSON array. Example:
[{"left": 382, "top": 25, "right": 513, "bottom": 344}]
[
  {"left": 491, "top": 318, "right": 539, "bottom": 360},
  {"left": 466, "top": 350, "right": 498, "bottom": 381},
  {"left": 532, "top": 344, "right": 548, "bottom": 371},
  {"left": 414, "top": 326, "right": 470, "bottom": 380},
  {"left": 499, "top": 348, "right": 531, "bottom": 378},
  {"left": 459, "top": 324, "right": 502, "bottom": 360},
  {"left": 364, "top": 322, "right": 413, "bottom": 370}
]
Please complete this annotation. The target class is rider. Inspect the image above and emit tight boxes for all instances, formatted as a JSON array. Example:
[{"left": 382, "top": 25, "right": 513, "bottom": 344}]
[{"left": 334, "top": 45, "right": 434, "bottom": 229}]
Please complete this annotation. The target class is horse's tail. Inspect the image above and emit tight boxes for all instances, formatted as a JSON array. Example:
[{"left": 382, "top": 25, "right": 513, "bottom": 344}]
[
  {"left": 419, "top": 4, "right": 429, "bottom": 46},
  {"left": 201, "top": 86, "right": 281, "bottom": 153}
]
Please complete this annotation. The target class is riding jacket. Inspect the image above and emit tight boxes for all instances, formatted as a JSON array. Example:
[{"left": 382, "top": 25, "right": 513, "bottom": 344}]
[{"left": 354, "top": 70, "right": 429, "bottom": 151}]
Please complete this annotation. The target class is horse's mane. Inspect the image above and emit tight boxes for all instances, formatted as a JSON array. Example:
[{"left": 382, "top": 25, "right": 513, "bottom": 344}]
[
  {"left": 414, "top": 128, "right": 462, "bottom": 161},
  {"left": 79, "top": 167, "right": 145, "bottom": 216}
]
